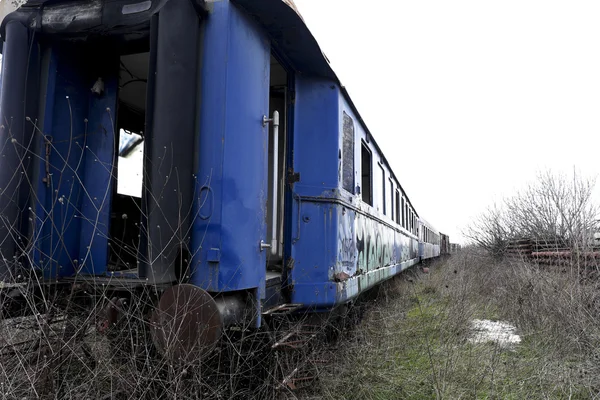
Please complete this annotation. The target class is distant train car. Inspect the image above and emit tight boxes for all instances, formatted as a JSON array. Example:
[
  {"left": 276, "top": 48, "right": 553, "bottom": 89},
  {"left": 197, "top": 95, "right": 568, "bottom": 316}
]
[
  {"left": 440, "top": 233, "right": 451, "bottom": 255},
  {"left": 0, "top": 0, "right": 450, "bottom": 363},
  {"left": 418, "top": 218, "right": 441, "bottom": 261}
]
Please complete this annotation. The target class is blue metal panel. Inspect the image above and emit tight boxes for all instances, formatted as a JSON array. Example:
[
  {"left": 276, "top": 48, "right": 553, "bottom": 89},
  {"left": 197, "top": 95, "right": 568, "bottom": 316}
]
[
  {"left": 291, "top": 76, "right": 340, "bottom": 198},
  {"left": 191, "top": 1, "right": 270, "bottom": 294},
  {"left": 78, "top": 60, "right": 118, "bottom": 275},
  {"left": 31, "top": 46, "right": 118, "bottom": 279},
  {"left": 37, "top": 46, "right": 89, "bottom": 278},
  {"left": 31, "top": 49, "right": 57, "bottom": 275},
  {"left": 290, "top": 201, "right": 338, "bottom": 287},
  {"left": 288, "top": 76, "right": 340, "bottom": 300}
]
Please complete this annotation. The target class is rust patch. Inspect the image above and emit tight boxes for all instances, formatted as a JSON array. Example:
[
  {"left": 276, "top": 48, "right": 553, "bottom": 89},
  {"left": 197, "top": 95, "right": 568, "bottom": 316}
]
[
  {"left": 334, "top": 271, "right": 350, "bottom": 282},
  {"left": 150, "top": 284, "right": 222, "bottom": 363}
]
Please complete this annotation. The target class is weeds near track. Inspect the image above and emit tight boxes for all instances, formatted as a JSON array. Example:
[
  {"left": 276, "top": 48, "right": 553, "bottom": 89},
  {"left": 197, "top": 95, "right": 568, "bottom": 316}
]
[{"left": 313, "top": 247, "right": 600, "bottom": 400}]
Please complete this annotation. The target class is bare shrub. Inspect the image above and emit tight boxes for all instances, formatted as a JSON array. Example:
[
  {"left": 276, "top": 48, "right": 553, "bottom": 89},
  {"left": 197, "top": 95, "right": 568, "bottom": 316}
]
[{"left": 465, "top": 169, "right": 600, "bottom": 258}]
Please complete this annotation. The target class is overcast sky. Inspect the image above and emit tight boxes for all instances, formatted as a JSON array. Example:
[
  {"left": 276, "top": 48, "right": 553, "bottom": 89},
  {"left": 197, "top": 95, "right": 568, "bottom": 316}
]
[{"left": 293, "top": 0, "right": 600, "bottom": 244}]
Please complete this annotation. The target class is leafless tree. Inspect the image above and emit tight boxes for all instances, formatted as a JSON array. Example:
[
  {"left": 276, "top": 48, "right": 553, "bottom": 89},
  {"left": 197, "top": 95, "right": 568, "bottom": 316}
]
[{"left": 464, "top": 169, "right": 599, "bottom": 257}]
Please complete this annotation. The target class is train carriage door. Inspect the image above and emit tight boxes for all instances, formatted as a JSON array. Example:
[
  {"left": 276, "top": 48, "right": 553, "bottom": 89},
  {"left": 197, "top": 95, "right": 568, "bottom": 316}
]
[
  {"left": 265, "top": 52, "right": 292, "bottom": 304},
  {"left": 0, "top": 0, "right": 203, "bottom": 281}
]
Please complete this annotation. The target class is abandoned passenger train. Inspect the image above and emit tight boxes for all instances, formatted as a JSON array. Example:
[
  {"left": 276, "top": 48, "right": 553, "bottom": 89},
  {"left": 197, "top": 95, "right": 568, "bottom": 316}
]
[{"left": 0, "top": 0, "right": 449, "bottom": 359}]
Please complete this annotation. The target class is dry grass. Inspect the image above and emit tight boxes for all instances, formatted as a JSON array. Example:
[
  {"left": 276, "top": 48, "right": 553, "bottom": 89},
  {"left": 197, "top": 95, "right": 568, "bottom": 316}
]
[
  {"left": 312, "top": 248, "right": 600, "bottom": 400},
  {"left": 3, "top": 247, "right": 600, "bottom": 399}
]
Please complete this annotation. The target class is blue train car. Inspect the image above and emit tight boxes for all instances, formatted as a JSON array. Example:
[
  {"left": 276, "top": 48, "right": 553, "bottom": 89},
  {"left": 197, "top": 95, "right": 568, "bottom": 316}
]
[
  {"left": 419, "top": 218, "right": 441, "bottom": 260},
  {"left": 0, "top": 0, "right": 448, "bottom": 360}
]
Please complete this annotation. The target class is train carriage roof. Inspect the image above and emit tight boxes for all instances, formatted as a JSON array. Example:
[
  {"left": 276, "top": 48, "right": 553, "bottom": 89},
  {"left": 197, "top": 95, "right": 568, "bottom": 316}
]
[{"left": 0, "top": 0, "right": 421, "bottom": 216}]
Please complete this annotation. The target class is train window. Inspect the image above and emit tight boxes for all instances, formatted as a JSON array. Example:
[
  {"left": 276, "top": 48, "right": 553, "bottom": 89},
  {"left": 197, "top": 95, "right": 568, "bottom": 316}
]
[
  {"left": 379, "top": 164, "right": 386, "bottom": 215},
  {"left": 395, "top": 190, "right": 400, "bottom": 225},
  {"left": 342, "top": 112, "right": 354, "bottom": 193},
  {"left": 360, "top": 142, "right": 372, "bottom": 205},
  {"left": 389, "top": 178, "right": 394, "bottom": 220},
  {"left": 400, "top": 197, "right": 404, "bottom": 227}
]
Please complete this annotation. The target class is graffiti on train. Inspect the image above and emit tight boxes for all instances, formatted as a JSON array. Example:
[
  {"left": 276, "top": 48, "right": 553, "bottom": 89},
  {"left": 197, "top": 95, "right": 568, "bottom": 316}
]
[
  {"left": 336, "top": 207, "right": 357, "bottom": 280},
  {"left": 336, "top": 207, "right": 417, "bottom": 280}
]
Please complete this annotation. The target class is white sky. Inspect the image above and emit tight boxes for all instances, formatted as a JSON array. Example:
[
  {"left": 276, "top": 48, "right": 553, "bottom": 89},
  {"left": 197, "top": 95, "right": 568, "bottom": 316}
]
[{"left": 293, "top": 0, "right": 600, "bottom": 244}]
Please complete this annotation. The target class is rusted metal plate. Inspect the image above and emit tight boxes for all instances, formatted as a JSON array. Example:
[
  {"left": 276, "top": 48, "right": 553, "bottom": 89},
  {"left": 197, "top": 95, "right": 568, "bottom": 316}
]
[{"left": 150, "top": 284, "right": 222, "bottom": 363}]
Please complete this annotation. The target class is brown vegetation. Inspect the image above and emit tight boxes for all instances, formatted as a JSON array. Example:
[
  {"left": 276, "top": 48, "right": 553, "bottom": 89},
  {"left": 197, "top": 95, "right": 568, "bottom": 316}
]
[{"left": 311, "top": 248, "right": 600, "bottom": 399}]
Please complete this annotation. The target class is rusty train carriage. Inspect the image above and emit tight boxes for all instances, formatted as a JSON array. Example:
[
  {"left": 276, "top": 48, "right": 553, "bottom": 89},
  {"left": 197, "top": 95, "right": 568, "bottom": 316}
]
[{"left": 0, "top": 0, "right": 451, "bottom": 371}]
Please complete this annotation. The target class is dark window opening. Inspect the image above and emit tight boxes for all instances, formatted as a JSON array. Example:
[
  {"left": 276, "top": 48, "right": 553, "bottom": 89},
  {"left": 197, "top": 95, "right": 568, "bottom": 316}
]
[
  {"left": 379, "top": 164, "right": 385, "bottom": 215},
  {"left": 361, "top": 142, "right": 372, "bottom": 205},
  {"left": 401, "top": 198, "right": 405, "bottom": 228},
  {"left": 342, "top": 112, "right": 355, "bottom": 193},
  {"left": 109, "top": 50, "right": 149, "bottom": 271},
  {"left": 395, "top": 189, "right": 400, "bottom": 225},
  {"left": 389, "top": 178, "right": 394, "bottom": 221}
]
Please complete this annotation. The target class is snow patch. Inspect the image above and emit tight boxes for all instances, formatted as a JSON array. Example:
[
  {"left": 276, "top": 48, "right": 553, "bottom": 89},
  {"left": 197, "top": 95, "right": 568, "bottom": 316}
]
[{"left": 469, "top": 319, "right": 521, "bottom": 346}]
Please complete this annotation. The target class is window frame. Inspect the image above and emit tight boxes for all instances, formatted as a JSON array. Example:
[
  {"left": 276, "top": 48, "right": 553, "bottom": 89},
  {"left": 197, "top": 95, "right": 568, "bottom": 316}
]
[
  {"left": 360, "top": 141, "right": 373, "bottom": 206},
  {"left": 341, "top": 111, "right": 355, "bottom": 194}
]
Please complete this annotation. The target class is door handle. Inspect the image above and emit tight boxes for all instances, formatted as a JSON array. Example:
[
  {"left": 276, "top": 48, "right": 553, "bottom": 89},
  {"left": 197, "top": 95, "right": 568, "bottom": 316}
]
[{"left": 263, "top": 111, "right": 280, "bottom": 255}]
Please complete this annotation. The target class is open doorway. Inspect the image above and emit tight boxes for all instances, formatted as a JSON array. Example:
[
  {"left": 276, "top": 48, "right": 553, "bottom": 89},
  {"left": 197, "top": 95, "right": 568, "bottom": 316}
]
[
  {"left": 266, "top": 53, "right": 289, "bottom": 276},
  {"left": 108, "top": 51, "right": 149, "bottom": 271}
]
